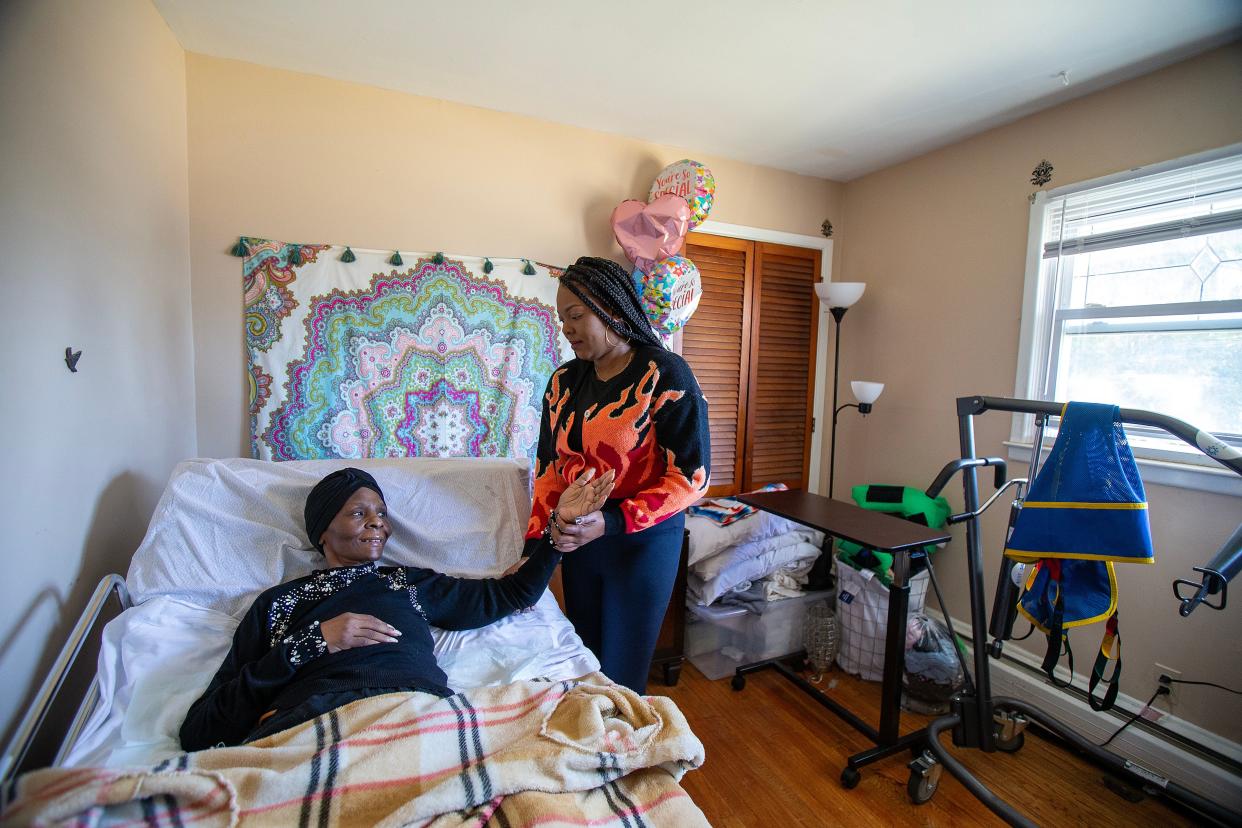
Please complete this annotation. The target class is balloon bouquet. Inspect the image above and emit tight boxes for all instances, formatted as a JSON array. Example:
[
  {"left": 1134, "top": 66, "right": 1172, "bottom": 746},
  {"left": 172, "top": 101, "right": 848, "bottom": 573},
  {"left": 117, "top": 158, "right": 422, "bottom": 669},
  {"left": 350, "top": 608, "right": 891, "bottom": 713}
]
[{"left": 609, "top": 159, "right": 716, "bottom": 339}]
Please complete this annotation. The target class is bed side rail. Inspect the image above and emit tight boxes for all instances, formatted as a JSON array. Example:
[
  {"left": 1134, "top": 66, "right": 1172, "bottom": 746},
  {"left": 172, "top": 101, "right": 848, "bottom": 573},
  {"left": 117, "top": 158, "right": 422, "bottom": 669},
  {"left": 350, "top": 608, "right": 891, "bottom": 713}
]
[{"left": 0, "top": 574, "right": 131, "bottom": 783}]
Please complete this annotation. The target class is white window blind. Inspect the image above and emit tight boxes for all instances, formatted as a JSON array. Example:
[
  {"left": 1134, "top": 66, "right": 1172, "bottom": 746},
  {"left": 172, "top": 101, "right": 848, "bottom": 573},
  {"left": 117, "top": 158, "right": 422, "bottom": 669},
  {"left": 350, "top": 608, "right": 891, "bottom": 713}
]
[{"left": 1043, "top": 155, "right": 1242, "bottom": 258}]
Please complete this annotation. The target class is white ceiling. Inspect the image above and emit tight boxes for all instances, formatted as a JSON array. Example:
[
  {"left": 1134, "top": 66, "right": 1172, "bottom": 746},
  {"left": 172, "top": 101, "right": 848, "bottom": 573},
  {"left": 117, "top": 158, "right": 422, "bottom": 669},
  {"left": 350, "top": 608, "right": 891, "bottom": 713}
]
[{"left": 153, "top": 0, "right": 1242, "bottom": 181}]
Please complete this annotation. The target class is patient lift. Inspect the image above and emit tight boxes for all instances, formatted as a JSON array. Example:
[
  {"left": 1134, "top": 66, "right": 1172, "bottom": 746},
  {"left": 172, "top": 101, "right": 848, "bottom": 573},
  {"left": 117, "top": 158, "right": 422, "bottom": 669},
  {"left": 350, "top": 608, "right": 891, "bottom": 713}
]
[{"left": 906, "top": 395, "right": 1242, "bottom": 826}]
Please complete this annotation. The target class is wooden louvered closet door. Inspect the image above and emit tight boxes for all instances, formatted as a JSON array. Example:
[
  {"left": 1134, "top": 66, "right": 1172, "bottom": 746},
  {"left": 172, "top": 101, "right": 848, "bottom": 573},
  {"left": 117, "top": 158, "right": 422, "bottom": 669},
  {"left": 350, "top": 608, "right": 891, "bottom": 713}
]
[
  {"left": 682, "top": 235, "right": 753, "bottom": 496},
  {"left": 744, "top": 242, "right": 820, "bottom": 491},
  {"left": 680, "top": 233, "right": 820, "bottom": 496}
]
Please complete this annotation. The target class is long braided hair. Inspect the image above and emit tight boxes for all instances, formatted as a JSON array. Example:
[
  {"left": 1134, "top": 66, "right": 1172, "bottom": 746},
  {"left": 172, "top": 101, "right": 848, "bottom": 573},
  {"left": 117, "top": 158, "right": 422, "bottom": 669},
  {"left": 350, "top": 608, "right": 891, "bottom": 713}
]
[{"left": 560, "top": 257, "right": 663, "bottom": 349}]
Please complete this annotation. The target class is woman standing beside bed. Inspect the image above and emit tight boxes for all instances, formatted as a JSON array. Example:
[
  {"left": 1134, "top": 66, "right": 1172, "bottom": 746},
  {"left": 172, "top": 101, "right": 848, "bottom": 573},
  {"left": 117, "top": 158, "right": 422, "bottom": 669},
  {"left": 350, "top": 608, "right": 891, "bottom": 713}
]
[
  {"left": 527, "top": 256, "right": 710, "bottom": 693},
  {"left": 179, "top": 465, "right": 613, "bottom": 751}
]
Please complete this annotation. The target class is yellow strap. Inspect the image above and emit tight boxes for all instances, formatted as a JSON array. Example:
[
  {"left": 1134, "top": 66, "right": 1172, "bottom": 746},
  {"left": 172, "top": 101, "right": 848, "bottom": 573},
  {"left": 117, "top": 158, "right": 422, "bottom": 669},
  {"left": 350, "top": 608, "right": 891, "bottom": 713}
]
[
  {"left": 1005, "top": 548, "right": 1155, "bottom": 564},
  {"left": 1021, "top": 501, "right": 1147, "bottom": 510}
]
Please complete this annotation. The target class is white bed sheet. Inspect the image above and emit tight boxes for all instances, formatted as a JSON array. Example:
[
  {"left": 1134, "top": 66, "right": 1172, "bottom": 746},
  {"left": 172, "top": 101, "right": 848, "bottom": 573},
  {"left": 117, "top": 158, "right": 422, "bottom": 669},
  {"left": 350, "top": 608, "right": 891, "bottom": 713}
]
[{"left": 65, "top": 590, "right": 598, "bottom": 769}]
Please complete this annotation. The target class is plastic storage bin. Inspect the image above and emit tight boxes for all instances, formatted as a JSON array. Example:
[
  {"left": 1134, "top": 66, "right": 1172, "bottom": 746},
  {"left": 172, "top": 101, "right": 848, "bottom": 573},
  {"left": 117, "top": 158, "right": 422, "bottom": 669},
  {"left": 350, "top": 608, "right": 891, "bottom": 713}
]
[{"left": 686, "top": 590, "right": 834, "bottom": 680}]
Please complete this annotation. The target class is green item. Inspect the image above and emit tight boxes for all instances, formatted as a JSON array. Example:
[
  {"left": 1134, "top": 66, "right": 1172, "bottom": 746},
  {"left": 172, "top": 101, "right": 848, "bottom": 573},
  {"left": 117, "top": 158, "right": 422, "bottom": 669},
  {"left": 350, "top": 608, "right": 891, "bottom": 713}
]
[
  {"left": 230, "top": 236, "right": 250, "bottom": 257},
  {"left": 340, "top": 246, "right": 356, "bottom": 263},
  {"left": 483, "top": 258, "right": 494, "bottom": 274},
  {"left": 836, "top": 542, "right": 895, "bottom": 586},
  {"left": 389, "top": 250, "right": 403, "bottom": 266},
  {"left": 289, "top": 244, "right": 303, "bottom": 266},
  {"left": 834, "top": 484, "right": 952, "bottom": 586},
  {"left": 850, "top": 484, "right": 951, "bottom": 529},
  {"left": 432, "top": 252, "right": 446, "bottom": 264},
  {"left": 521, "top": 258, "right": 536, "bottom": 275}
]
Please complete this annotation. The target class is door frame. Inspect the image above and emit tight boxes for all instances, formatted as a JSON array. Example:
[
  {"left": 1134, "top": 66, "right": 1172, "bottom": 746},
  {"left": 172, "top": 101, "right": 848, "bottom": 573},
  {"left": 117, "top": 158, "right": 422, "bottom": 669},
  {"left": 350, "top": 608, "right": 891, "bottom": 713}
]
[{"left": 695, "top": 220, "right": 834, "bottom": 495}]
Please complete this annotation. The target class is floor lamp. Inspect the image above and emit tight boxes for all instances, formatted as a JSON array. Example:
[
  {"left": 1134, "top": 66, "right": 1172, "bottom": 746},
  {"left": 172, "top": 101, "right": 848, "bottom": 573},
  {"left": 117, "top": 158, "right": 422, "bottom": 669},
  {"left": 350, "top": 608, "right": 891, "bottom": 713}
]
[
  {"left": 833, "top": 381, "right": 885, "bottom": 497},
  {"left": 814, "top": 281, "right": 867, "bottom": 500}
]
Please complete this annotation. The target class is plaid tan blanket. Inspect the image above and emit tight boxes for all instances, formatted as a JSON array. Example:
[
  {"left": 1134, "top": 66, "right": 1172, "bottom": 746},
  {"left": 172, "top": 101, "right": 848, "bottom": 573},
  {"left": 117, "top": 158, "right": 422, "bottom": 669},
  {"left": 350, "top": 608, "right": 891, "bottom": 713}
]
[{"left": 2, "top": 674, "right": 709, "bottom": 827}]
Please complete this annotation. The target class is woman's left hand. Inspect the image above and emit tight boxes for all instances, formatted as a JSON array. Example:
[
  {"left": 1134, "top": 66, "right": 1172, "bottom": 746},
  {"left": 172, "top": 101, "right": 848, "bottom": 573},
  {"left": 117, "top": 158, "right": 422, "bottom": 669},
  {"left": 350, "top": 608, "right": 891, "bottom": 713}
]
[{"left": 556, "top": 468, "right": 616, "bottom": 524}]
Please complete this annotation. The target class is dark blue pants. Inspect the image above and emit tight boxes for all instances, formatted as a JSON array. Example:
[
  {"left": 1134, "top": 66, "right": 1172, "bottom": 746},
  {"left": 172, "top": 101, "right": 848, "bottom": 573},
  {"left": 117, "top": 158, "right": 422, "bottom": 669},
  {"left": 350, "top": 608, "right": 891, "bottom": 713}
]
[{"left": 560, "top": 513, "right": 684, "bottom": 694}]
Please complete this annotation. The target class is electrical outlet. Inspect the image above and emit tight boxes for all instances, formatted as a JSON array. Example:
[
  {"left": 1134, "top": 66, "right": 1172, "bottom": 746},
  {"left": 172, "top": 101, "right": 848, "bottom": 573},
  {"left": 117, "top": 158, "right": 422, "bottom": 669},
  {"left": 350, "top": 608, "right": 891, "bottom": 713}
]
[{"left": 1154, "top": 662, "right": 1182, "bottom": 706}]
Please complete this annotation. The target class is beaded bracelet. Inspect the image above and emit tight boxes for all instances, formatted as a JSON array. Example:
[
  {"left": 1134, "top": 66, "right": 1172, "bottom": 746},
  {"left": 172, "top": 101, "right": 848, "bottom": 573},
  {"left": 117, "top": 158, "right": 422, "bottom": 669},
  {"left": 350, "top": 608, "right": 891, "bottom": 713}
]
[{"left": 542, "top": 510, "right": 559, "bottom": 541}]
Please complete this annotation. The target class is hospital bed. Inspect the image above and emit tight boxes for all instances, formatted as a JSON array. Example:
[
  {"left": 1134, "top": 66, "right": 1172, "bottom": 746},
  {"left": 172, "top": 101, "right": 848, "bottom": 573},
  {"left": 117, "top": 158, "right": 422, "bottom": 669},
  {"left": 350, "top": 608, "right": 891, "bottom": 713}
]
[{"left": 0, "top": 457, "right": 708, "bottom": 826}]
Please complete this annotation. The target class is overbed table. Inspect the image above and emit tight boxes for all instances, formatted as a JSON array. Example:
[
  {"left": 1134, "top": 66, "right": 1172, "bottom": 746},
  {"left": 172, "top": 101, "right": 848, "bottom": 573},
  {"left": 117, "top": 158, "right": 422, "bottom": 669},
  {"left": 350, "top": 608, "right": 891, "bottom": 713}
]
[{"left": 734, "top": 488, "right": 951, "bottom": 785}]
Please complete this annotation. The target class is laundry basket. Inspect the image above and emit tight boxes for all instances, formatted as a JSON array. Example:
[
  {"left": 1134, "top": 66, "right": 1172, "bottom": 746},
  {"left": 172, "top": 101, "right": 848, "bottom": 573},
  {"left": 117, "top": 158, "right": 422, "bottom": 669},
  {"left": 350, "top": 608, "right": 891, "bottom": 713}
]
[{"left": 835, "top": 561, "right": 929, "bottom": 681}]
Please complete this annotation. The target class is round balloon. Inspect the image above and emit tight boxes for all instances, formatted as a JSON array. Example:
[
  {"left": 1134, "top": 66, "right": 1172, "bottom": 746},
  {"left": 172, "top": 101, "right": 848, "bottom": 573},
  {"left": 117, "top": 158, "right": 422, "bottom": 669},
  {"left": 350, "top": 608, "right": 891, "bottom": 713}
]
[
  {"left": 635, "top": 255, "right": 702, "bottom": 335},
  {"left": 648, "top": 159, "right": 715, "bottom": 230}
]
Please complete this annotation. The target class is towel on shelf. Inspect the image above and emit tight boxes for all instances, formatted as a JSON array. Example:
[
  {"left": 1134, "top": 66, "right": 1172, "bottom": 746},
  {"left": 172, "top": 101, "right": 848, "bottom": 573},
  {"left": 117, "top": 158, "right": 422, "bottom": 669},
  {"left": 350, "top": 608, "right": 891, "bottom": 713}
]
[
  {"left": 687, "top": 482, "right": 788, "bottom": 527},
  {"left": 687, "top": 499, "right": 753, "bottom": 526}
]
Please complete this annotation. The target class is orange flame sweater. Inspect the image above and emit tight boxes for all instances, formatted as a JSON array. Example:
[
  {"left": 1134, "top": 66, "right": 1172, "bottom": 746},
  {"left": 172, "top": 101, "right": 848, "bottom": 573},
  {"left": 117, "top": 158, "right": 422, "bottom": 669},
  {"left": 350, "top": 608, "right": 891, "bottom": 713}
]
[{"left": 526, "top": 347, "right": 710, "bottom": 538}]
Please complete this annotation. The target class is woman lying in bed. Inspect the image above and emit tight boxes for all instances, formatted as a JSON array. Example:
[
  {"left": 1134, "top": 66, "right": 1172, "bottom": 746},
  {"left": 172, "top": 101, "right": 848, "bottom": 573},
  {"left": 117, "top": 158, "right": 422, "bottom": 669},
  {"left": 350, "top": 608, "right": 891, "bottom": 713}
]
[{"left": 180, "top": 465, "right": 615, "bottom": 751}]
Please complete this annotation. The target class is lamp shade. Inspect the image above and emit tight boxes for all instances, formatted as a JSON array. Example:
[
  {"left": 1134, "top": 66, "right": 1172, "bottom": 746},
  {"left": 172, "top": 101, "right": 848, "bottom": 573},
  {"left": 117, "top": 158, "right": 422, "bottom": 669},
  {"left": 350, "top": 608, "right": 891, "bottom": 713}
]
[
  {"left": 815, "top": 281, "right": 866, "bottom": 309},
  {"left": 850, "top": 381, "right": 885, "bottom": 404}
]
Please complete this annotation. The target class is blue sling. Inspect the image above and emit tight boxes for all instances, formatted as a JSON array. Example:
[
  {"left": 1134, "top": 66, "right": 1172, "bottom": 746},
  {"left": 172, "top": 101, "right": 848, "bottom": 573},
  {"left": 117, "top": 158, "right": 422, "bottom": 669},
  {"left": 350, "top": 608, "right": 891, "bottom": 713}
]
[{"left": 1005, "top": 402, "right": 1154, "bottom": 711}]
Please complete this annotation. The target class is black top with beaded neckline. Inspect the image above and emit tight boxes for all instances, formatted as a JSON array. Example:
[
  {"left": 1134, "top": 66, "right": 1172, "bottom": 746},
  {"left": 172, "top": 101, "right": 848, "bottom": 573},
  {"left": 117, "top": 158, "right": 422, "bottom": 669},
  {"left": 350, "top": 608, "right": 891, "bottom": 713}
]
[{"left": 179, "top": 541, "right": 561, "bottom": 751}]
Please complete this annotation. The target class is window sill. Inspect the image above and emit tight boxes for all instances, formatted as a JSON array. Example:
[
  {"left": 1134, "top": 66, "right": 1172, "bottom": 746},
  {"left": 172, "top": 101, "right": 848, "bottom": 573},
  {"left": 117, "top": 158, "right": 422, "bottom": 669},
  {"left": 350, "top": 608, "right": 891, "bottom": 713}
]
[{"left": 1004, "top": 441, "right": 1242, "bottom": 497}]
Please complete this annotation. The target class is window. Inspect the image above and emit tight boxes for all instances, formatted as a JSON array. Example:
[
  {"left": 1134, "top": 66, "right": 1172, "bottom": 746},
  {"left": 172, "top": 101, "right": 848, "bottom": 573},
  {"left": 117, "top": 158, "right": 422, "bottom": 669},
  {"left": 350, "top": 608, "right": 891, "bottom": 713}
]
[{"left": 1013, "top": 146, "right": 1242, "bottom": 490}]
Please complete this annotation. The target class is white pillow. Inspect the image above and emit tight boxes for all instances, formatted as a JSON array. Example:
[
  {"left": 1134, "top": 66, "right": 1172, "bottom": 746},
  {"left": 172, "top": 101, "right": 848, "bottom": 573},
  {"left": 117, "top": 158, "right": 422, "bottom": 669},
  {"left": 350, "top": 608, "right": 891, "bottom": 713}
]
[
  {"left": 690, "top": 528, "right": 824, "bottom": 582},
  {"left": 126, "top": 457, "right": 532, "bottom": 618},
  {"left": 689, "top": 540, "right": 822, "bottom": 606}
]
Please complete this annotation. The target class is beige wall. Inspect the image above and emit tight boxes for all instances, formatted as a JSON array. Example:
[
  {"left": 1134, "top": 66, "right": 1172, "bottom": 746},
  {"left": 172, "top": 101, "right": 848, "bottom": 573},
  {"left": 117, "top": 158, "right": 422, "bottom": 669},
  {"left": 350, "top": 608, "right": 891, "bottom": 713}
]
[
  {"left": 185, "top": 54, "right": 843, "bottom": 458},
  {"left": 0, "top": 0, "right": 195, "bottom": 745},
  {"left": 832, "top": 44, "right": 1242, "bottom": 738}
]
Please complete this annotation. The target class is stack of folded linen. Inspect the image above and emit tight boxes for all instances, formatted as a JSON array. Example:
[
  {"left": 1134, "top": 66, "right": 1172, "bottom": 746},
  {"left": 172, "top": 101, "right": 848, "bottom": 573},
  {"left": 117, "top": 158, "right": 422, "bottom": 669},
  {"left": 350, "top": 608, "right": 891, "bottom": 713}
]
[{"left": 685, "top": 492, "right": 825, "bottom": 607}]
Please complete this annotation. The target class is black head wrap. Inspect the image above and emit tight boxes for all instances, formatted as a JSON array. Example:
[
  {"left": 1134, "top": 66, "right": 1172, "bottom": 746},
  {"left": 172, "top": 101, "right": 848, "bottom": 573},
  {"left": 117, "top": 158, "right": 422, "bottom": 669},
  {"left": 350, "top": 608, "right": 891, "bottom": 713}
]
[
  {"left": 304, "top": 467, "right": 385, "bottom": 553},
  {"left": 560, "top": 256, "right": 664, "bottom": 349}
]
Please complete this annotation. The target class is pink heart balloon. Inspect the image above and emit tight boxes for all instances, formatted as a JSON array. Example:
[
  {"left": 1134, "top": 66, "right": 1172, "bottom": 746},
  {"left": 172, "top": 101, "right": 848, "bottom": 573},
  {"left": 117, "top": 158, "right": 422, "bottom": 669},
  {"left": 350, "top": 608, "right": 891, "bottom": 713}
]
[{"left": 610, "top": 194, "right": 691, "bottom": 273}]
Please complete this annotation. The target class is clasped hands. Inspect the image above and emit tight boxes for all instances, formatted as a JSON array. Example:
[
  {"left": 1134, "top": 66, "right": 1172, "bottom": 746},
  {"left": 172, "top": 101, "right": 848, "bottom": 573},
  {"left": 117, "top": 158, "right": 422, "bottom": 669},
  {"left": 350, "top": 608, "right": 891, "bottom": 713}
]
[{"left": 549, "top": 467, "right": 616, "bottom": 553}]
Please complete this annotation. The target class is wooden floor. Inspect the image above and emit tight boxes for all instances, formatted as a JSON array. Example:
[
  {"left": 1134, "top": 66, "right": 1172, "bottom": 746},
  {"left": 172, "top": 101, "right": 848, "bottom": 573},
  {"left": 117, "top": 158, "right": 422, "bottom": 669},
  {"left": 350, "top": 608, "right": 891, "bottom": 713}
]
[{"left": 652, "top": 661, "right": 1198, "bottom": 827}]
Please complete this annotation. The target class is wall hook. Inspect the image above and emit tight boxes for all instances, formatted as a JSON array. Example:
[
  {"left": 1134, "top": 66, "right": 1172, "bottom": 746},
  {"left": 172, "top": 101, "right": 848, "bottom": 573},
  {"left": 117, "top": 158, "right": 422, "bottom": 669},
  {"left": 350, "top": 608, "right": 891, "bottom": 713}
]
[{"left": 65, "top": 347, "right": 82, "bottom": 373}]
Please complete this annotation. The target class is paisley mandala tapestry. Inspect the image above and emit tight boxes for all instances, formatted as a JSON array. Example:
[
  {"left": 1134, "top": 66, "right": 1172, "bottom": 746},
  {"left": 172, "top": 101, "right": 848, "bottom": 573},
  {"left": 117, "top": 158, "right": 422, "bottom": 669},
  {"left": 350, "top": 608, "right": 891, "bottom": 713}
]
[{"left": 243, "top": 239, "right": 571, "bottom": 461}]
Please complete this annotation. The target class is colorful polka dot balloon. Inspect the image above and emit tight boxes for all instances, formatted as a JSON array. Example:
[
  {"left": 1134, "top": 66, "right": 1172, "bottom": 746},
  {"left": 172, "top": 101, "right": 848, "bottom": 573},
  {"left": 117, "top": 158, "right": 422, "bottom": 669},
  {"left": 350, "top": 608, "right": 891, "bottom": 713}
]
[
  {"left": 648, "top": 159, "right": 715, "bottom": 230},
  {"left": 634, "top": 255, "right": 702, "bottom": 336}
]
